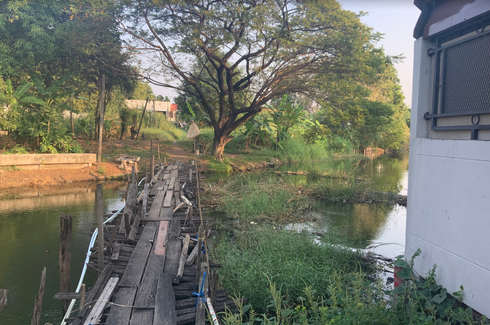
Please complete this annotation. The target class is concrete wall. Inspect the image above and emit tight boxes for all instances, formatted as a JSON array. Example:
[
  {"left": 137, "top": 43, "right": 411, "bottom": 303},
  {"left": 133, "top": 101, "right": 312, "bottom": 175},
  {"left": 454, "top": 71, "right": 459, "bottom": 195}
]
[
  {"left": 406, "top": 37, "right": 490, "bottom": 317},
  {"left": 125, "top": 100, "right": 177, "bottom": 122},
  {"left": 0, "top": 153, "right": 96, "bottom": 170}
]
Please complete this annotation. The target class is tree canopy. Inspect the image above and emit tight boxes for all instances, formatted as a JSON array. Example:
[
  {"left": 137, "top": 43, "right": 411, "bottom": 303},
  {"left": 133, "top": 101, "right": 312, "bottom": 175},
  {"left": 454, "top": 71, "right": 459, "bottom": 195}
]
[{"left": 121, "top": 0, "right": 387, "bottom": 159}]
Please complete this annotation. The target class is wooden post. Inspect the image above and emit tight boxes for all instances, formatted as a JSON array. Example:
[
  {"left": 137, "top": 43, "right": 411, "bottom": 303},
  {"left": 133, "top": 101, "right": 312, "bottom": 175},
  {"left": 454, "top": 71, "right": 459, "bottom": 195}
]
[
  {"left": 0, "top": 289, "right": 8, "bottom": 316},
  {"left": 96, "top": 184, "right": 105, "bottom": 272},
  {"left": 196, "top": 226, "right": 203, "bottom": 282},
  {"left": 80, "top": 284, "right": 86, "bottom": 309},
  {"left": 135, "top": 98, "right": 149, "bottom": 140},
  {"left": 153, "top": 100, "right": 157, "bottom": 128},
  {"left": 210, "top": 269, "right": 218, "bottom": 307},
  {"left": 59, "top": 214, "right": 72, "bottom": 313},
  {"left": 97, "top": 74, "right": 106, "bottom": 165},
  {"left": 150, "top": 139, "right": 154, "bottom": 156},
  {"left": 158, "top": 144, "right": 160, "bottom": 161},
  {"left": 150, "top": 155, "right": 155, "bottom": 181},
  {"left": 31, "top": 267, "right": 46, "bottom": 325}
]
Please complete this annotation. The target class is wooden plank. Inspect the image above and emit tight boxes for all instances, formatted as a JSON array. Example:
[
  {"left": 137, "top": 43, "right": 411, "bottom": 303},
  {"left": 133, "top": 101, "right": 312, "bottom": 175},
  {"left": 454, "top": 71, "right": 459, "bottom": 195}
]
[
  {"left": 163, "top": 220, "right": 182, "bottom": 278},
  {"left": 119, "top": 223, "right": 158, "bottom": 287},
  {"left": 163, "top": 190, "right": 173, "bottom": 208},
  {"left": 83, "top": 277, "right": 119, "bottom": 325},
  {"left": 154, "top": 221, "right": 169, "bottom": 256},
  {"left": 153, "top": 273, "right": 177, "bottom": 325},
  {"left": 132, "top": 253, "right": 166, "bottom": 309},
  {"left": 172, "top": 161, "right": 179, "bottom": 169},
  {"left": 129, "top": 309, "right": 153, "bottom": 325},
  {"left": 105, "top": 287, "right": 137, "bottom": 325},
  {"left": 173, "top": 179, "right": 180, "bottom": 192},
  {"left": 163, "top": 173, "right": 170, "bottom": 180},
  {"left": 147, "top": 190, "right": 166, "bottom": 219},
  {"left": 72, "top": 263, "right": 114, "bottom": 325},
  {"left": 177, "top": 235, "right": 191, "bottom": 278},
  {"left": 111, "top": 244, "right": 121, "bottom": 260},
  {"left": 168, "top": 178, "right": 176, "bottom": 193},
  {"left": 150, "top": 180, "right": 165, "bottom": 196},
  {"left": 0, "top": 289, "right": 8, "bottom": 316},
  {"left": 185, "top": 243, "right": 199, "bottom": 266},
  {"left": 158, "top": 207, "right": 173, "bottom": 221}
]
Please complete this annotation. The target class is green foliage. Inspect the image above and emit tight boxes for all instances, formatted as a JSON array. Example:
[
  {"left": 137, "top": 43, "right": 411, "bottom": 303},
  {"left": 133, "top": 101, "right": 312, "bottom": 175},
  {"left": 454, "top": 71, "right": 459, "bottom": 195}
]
[
  {"left": 267, "top": 95, "right": 307, "bottom": 149},
  {"left": 119, "top": 107, "right": 139, "bottom": 139},
  {"left": 216, "top": 174, "right": 306, "bottom": 224},
  {"left": 2, "top": 145, "right": 29, "bottom": 154},
  {"left": 213, "top": 228, "right": 359, "bottom": 312},
  {"left": 97, "top": 166, "right": 105, "bottom": 175},
  {"left": 218, "top": 246, "right": 489, "bottom": 325},
  {"left": 131, "top": 80, "right": 155, "bottom": 100},
  {"left": 124, "top": 0, "right": 385, "bottom": 158}
]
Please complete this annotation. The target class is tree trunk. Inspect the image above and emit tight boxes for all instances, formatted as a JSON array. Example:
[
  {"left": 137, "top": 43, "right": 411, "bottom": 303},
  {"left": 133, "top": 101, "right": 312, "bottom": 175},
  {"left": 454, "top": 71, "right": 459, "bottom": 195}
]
[{"left": 211, "top": 131, "right": 233, "bottom": 160}]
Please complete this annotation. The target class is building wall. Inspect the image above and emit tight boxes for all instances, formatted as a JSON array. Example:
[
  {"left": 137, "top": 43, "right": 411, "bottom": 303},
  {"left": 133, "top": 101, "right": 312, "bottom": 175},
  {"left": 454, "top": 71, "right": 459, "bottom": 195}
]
[
  {"left": 406, "top": 37, "right": 490, "bottom": 317},
  {"left": 125, "top": 100, "right": 177, "bottom": 122}
]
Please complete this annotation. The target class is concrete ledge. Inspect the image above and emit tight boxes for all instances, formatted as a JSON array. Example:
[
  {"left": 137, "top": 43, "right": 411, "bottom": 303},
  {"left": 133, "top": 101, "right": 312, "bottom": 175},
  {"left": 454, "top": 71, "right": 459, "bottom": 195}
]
[{"left": 0, "top": 153, "right": 96, "bottom": 169}]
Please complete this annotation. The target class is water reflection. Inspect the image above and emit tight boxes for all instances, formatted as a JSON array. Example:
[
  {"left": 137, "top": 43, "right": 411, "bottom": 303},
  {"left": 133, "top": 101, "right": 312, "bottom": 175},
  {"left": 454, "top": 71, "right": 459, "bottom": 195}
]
[
  {"left": 286, "top": 154, "right": 409, "bottom": 258},
  {"left": 0, "top": 182, "right": 126, "bottom": 325}
]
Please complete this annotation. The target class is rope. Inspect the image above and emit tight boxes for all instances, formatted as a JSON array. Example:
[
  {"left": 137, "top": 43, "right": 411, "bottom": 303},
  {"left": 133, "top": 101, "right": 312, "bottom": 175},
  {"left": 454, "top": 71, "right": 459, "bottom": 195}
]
[{"left": 192, "top": 271, "right": 207, "bottom": 306}]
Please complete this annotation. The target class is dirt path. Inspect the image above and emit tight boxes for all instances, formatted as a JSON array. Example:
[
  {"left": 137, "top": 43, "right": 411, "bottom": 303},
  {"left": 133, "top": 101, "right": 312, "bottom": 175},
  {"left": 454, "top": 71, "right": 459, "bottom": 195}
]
[{"left": 0, "top": 139, "right": 196, "bottom": 193}]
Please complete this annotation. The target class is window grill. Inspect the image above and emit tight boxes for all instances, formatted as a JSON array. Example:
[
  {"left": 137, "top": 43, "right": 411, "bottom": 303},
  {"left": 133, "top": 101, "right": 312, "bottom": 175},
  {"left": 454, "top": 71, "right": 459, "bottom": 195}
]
[{"left": 424, "top": 28, "right": 490, "bottom": 140}]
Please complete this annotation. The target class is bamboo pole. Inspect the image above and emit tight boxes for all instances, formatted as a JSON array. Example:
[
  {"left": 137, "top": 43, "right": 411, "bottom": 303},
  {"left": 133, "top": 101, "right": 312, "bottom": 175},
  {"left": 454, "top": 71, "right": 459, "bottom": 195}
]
[{"left": 135, "top": 98, "right": 149, "bottom": 140}]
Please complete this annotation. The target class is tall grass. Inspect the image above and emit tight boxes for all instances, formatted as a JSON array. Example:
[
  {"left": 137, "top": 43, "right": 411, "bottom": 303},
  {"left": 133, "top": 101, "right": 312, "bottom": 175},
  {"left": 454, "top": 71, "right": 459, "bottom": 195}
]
[
  {"left": 207, "top": 173, "right": 309, "bottom": 224},
  {"left": 212, "top": 228, "right": 360, "bottom": 312}
]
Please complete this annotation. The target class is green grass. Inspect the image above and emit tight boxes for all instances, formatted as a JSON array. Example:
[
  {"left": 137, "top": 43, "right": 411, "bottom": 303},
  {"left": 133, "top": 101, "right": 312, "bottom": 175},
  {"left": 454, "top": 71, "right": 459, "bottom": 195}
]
[
  {"left": 206, "top": 173, "right": 309, "bottom": 224},
  {"left": 141, "top": 126, "right": 186, "bottom": 143},
  {"left": 212, "top": 227, "right": 360, "bottom": 312}
]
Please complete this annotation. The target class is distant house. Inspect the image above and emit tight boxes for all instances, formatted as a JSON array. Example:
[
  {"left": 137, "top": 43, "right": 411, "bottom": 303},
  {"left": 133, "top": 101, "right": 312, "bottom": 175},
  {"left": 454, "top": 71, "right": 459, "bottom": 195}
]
[
  {"left": 125, "top": 100, "right": 178, "bottom": 122},
  {"left": 407, "top": 0, "right": 490, "bottom": 317}
]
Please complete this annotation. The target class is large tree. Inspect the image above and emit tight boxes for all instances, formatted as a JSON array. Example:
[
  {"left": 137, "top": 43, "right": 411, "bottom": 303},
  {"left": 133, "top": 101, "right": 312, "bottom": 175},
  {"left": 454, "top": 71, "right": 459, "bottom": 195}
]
[{"left": 121, "top": 0, "right": 379, "bottom": 159}]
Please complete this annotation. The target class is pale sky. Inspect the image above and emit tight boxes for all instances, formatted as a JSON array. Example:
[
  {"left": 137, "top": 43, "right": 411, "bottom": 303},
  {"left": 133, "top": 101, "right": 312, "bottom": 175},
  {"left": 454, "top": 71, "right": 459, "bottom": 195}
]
[{"left": 151, "top": 0, "right": 421, "bottom": 107}]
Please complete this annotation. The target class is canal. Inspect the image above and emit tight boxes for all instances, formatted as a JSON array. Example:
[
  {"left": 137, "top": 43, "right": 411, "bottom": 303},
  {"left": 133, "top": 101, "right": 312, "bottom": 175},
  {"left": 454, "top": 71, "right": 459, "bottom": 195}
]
[
  {"left": 0, "top": 154, "right": 408, "bottom": 324},
  {"left": 0, "top": 182, "right": 126, "bottom": 325}
]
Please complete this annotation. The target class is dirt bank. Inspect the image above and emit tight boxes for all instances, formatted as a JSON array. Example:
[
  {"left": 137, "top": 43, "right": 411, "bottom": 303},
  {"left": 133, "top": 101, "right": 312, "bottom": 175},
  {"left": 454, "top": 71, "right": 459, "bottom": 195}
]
[{"left": 0, "top": 139, "right": 195, "bottom": 192}]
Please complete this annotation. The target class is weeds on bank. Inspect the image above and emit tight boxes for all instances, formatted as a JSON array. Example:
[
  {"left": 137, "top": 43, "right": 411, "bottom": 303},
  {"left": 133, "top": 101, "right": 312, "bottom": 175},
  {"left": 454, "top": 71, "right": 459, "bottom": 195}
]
[
  {"left": 204, "top": 173, "right": 310, "bottom": 225},
  {"left": 216, "top": 240, "right": 489, "bottom": 325},
  {"left": 212, "top": 228, "right": 360, "bottom": 312}
]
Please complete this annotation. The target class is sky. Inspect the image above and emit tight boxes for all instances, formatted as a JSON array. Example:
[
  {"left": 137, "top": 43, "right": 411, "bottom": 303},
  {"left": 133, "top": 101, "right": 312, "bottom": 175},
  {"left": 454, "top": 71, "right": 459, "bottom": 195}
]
[{"left": 151, "top": 0, "right": 421, "bottom": 107}]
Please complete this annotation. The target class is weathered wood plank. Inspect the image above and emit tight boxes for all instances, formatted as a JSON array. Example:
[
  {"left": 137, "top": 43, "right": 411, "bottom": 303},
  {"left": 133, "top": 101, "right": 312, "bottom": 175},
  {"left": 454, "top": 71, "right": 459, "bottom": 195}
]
[
  {"left": 129, "top": 309, "right": 153, "bottom": 325},
  {"left": 0, "top": 289, "right": 8, "bottom": 316},
  {"left": 72, "top": 263, "right": 114, "bottom": 325},
  {"left": 154, "top": 221, "right": 169, "bottom": 256},
  {"left": 83, "top": 277, "right": 118, "bottom": 325},
  {"left": 177, "top": 235, "right": 190, "bottom": 278},
  {"left": 132, "top": 253, "right": 166, "bottom": 309},
  {"left": 172, "top": 161, "right": 179, "bottom": 170},
  {"left": 163, "top": 220, "right": 182, "bottom": 278},
  {"left": 105, "top": 287, "right": 137, "bottom": 325},
  {"left": 119, "top": 223, "right": 158, "bottom": 287},
  {"left": 153, "top": 273, "right": 177, "bottom": 325},
  {"left": 163, "top": 190, "right": 173, "bottom": 208},
  {"left": 147, "top": 190, "right": 166, "bottom": 219},
  {"left": 111, "top": 244, "right": 121, "bottom": 260},
  {"left": 185, "top": 242, "right": 199, "bottom": 266},
  {"left": 150, "top": 180, "right": 165, "bottom": 196}
]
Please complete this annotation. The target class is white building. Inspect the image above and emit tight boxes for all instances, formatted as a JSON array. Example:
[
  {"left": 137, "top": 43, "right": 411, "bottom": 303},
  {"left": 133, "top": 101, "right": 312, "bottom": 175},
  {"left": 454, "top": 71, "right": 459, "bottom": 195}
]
[
  {"left": 125, "top": 100, "right": 178, "bottom": 122},
  {"left": 407, "top": 0, "right": 490, "bottom": 317}
]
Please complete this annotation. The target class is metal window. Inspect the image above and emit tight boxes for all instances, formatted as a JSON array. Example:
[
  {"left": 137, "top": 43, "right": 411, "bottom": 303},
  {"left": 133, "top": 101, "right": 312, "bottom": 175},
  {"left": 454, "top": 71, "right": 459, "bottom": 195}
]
[{"left": 424, "top": 28, "right": 490, "bottom": 140}]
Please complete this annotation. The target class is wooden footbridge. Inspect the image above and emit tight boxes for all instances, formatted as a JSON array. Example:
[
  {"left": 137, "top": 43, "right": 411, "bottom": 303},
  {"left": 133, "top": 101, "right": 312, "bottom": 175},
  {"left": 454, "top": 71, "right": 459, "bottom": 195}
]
[{"left": 62, "top": 161, "right": 233, "bottom": 325}]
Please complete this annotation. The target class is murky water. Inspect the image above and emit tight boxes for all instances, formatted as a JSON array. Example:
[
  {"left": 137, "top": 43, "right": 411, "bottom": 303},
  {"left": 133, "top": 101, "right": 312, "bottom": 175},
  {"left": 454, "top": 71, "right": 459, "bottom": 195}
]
[
  {"left": 285, "top": 154, "right": 409, "bottom": 258},
  {"left": 0, "top": 154, "right": 408, "bottom": 324},
  {"left": 0, "top": 182, "right": 126, "bottom": 325}
]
